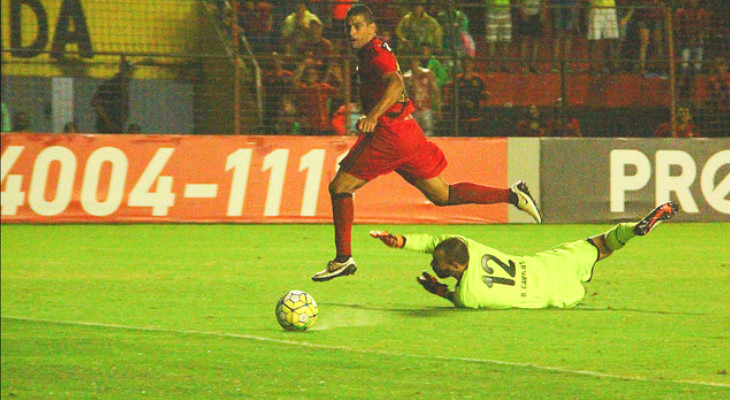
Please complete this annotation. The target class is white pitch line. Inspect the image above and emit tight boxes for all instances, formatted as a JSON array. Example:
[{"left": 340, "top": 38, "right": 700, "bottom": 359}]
[{"left": 2, "top": 315, "right": 728, "bottom": 389}]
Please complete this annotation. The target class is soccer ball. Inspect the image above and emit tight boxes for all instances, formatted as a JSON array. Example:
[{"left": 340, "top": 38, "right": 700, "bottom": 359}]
[{"left": 275, "top": 290, "right": 318, "bottom": 331}]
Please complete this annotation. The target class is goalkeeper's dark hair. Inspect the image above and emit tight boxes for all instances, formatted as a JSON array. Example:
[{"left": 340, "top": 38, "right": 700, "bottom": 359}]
[
  {"left": 435, "top": 238, "right": 469, "bottom": 265},
  {"left": 346, "top": 4, "right": 375, "bottom": 24}
]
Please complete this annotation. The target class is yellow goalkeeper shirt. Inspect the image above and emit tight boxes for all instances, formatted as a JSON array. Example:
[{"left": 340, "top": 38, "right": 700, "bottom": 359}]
[{"left": 403, "top": 233, "right": 598, "bottom": 309}]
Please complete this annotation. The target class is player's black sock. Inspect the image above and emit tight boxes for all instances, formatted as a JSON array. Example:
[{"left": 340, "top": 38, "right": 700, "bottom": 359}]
[
  {"left": 334, "top": 255, "right": 351, "bottom": 263},
  {"left": 508, "top": 191, "right": 518, "bottom": 206}
]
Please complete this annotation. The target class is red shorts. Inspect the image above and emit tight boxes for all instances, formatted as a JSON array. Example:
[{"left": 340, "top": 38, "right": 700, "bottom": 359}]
[{"left": 340, "top": 104, "right": 448, "bottom": 182}]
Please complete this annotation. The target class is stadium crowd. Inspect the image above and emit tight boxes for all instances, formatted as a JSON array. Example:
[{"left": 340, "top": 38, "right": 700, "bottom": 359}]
[{"left": 2, "top": 0, "right": 728, "bottom": 137}]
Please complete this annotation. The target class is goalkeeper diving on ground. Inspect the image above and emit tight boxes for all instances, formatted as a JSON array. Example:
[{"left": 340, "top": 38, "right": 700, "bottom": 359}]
[{"left": 370, "top": 202, "right": 678, "bottom": 309}]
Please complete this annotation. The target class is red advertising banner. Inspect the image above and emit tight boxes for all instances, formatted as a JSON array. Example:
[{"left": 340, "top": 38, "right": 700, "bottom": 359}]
[{"left": 1, "top": 134, "right": 508, "bottom": 224}]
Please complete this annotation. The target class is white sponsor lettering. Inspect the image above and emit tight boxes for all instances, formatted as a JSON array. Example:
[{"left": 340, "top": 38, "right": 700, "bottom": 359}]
[
  {"left": 611, "top": 149, "right": 730, "bottom": 214},
  {"left": 1, "top": 146, "right": 26, "bottom": 215},
  {"left": 656, "top": 150, "right": 698, "bottom": 213},
  {"left": 28, "top": 146, "right": 77, "bottom": 216},
  {"left": 610, "top": 150, "right": 651, "bottom": 212},
  {"left": 701, "top": 150, "right": 730, "bottom": 214}
]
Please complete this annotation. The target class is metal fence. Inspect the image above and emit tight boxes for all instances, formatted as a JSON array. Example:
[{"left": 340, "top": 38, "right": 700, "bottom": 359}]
[{"left": 1, "top": 0, "right": 728, "bottom": 137}]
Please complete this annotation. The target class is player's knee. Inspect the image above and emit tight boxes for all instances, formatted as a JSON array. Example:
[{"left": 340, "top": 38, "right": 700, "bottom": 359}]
[
  {"left": 329, "top": 179, "right": 354, "bottom": 197},
  {"left": 588, "top": 236, "right": 613, "bottom": 261},
  {"left": 328, "top": 180, "right": 342, "bottom": 196}
]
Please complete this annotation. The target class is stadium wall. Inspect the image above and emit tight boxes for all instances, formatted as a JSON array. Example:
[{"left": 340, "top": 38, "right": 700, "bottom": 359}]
[{"left": 2, "top": 134, "right": 728, "bottom": 224}]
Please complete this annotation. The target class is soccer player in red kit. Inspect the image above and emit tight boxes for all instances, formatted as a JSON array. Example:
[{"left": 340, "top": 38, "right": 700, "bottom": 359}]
[{"left": 312, "top": 4, "right": 542, "bottom": 282}]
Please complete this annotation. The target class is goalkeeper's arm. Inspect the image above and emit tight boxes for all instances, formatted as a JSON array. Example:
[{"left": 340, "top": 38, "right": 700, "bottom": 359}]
[
  {"left": 369, "top": 231, "right": 406, "bottom": 248},
  {"left": 370, "top": 231, "right": 460, "bottom": 254}
]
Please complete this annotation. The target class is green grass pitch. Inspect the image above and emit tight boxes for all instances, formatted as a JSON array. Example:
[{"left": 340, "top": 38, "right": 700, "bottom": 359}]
[{"left": 2, "top": 223, "right": 729, "bottom": 399}]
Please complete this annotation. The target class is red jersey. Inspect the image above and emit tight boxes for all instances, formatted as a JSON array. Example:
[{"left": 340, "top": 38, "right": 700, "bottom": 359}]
[
  {"left": 342, "top": 38, "right": 446, "bottom": 182},
  {"left": 356, "top": 37, "right": 406, "bottom": 116}
]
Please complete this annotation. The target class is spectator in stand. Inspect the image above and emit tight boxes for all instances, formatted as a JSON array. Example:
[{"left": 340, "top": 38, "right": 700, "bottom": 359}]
[
  {"left": 635, "top": 0, "right": 666, "bottom": 76},
  {"left": 516, "top": 104, "right": 547, "bottom": 136},
  {"left": 551, "top": 0, "right": 580, "bottom": 73},
  {"left": 92, "top": 57, "right": 135, "bottom": 134},
  {"left": 708, "top": 58, "right": 730, "bottom": 111},
  {"left": 274, "top": 95, "right": 302, "bottom": 135},
  {"left": 293, "top": 61, "right": 338, "bottom": 135},
  {"left": 436, "top": 4, "right": 475, "bottom": 58},
  {"left": 294, "top": 19, "right": 335, "bottom": 73},
  {"left": 325, "top": 61, "right": 345, "bottom": 88},
  {"left": 324, "top": 61, "right": 346, "bottom": 115},
  {"left": 63, "top": 121, "right": 79, "bottom": 133},
  {"left": 653, "top": 106, "right": 700, "bottom": 138},
  {"left": 306, "top": 0, "right": 330, "bottom": 28},
  {"left": 587, "top": 0, "right": 619, "bottom": 75},
  {"left": 324, "top": 61, "right": 344, "bottom": 87},
  {"left": 237, "top": 0, "right": 274, "bottom": 54},
  {"left": 404, "top": 57, "right": 441, "bottom": 137},
  {"left": 395, "top": 0, "right": 443, "bottom": 56},
  {"left": 515, "top": 0, "right": 546, "bottom": 74},
  {"left": 12, "top": 111, "right": 31, "bottom": 132},
  {"left": 423, "top": 44, "right": 451, "bottom": 89},
  {"left": 547, "top": 98, "right": 582, "bottom": 136},
  {"left": 281, "top": 0, "right": 322, "bottom": 54},
  {"left": 707, "top": 57, "right": 730, "bottom": 135},
  {"left": 674, "top": 0, "right": 707, "bottom": 77},
  {"left": 485, "top": 0, "right": 513, "bottom": 72},
  {"left": 449, "top": 58, "right": 487, "bottom": 137},
  {"left": 263, "top": 52, "right": 294, "bottom": 134},
  {"left": 614, "top": 0, "right": 636, "bottom": 73}
]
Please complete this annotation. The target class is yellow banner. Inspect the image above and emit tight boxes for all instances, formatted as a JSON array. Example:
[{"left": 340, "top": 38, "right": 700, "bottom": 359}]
[{"left": 1, "top": 0, "right": 227, "bottom": 78}]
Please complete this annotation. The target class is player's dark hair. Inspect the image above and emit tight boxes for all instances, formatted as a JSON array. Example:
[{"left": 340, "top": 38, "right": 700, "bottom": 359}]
[
  {"left": 435, "top": 238, "right": 469, "bottom": 266},
  {"left": 346, "top": 4, "right": 375, "bottom": 24}
]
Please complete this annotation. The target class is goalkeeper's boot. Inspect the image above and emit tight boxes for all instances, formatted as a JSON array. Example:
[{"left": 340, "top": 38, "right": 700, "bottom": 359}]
[
  {"left": 311, "top": 257, "right": 357, "bottom": 282},
  {"left": 510, "top": 181, "right": 543, "bottom": 224},
  {"left": 634, "top": 201, "right": 678, "bottom": 236}
]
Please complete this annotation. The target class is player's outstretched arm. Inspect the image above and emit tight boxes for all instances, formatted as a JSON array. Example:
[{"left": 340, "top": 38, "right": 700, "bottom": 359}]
[
  {"left": 417, "top": 271, "right": 455, "bottom": 303},
  {"left": 369, "top": 231, "right": 405, "bottom": 248}
]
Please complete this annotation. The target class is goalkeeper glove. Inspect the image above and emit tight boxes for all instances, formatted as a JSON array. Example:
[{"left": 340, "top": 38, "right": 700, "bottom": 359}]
[
  {"left": 417, "top": 271, "right": 450, "bottom": 299},
  {"left": 369, "top": 231, "right": 405, "bottom": 248}
]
